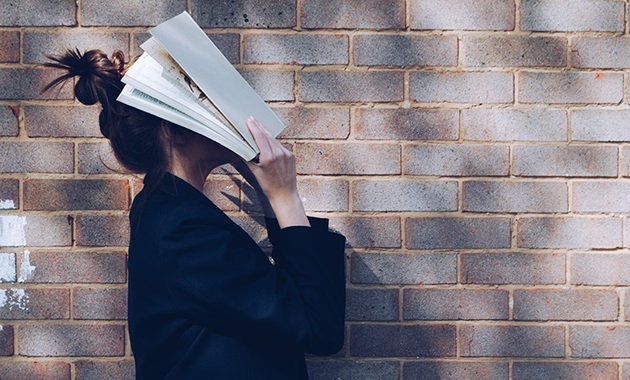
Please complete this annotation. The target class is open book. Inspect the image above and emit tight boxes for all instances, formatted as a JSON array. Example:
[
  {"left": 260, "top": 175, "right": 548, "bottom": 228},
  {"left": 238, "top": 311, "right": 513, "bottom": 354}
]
[{"left": 117, "top": 11, "right": 285, "bottom": 161}]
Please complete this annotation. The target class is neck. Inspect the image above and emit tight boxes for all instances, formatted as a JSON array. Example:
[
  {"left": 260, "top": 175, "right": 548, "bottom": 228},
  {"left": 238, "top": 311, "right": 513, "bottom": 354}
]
[{"left": 169, "top": 157, "right": 219, "bottom": 192}]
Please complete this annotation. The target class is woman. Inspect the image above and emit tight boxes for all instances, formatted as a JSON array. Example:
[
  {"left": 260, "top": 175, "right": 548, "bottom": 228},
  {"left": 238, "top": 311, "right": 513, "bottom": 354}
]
[{"left": 43, "top": 49, "right": 346, "bottom": 379}]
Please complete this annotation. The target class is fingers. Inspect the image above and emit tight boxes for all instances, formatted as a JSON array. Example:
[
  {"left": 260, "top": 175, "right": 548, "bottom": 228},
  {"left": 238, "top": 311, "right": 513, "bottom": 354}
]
[{"left": 246, "top": 117, "right": 274, "bottom": 162}]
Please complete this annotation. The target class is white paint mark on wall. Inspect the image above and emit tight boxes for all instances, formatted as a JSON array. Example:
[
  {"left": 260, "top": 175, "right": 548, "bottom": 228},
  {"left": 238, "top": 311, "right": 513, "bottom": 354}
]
[
  {"left": 0, "top": 325, "right": 3, "bottom": 331},
  {"left": 0, "top": 200, "right": 15, "bottom": 209},
  {"left": 18, "top": 250, "right": 36, "bottom": 283},
  {"left": 0, "top": 215, "right": 26, "bottom": 247},
  {"left": 0, "top": 288, "right": 29, "bottom": 312},
  {"left": 0, "top": 252, "right": 16, "bottom": 283}
]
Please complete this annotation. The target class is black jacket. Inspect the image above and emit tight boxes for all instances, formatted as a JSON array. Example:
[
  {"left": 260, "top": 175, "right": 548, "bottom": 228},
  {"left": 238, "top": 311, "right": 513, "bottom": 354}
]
[{"left": 127, "top": 171, "right": 346, "bottom": 379}]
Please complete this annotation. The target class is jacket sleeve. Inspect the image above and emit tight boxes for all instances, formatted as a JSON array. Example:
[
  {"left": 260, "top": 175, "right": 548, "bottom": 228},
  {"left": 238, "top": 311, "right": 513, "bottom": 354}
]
[{"left": 159, "top": 209, "right": 346, "bottom": 355}]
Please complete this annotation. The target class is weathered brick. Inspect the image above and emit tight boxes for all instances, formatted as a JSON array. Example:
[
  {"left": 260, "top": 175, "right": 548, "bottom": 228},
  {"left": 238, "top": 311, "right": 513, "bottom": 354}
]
[
  {"left": 570, "top": 326, "right": 630, "bottom": 358},
  {"left": 308, "top": 360, "right": 399, "bottom": 380},
  {"left": 573, "top": 37, "right": 630, "bottom": 69},
  {"left": 0, "top": 142, "right": 73, "bottom": 173},
  {"left": 354, "top": 108, "right": 459, "bottom": 141},
  {"left": 203, "top": 178, "right": 241, "bottom": 212},
  {"left": 462, "top": 36, "right": 566, "bottom": 67},
  {"left": 0, "top": 288, "right": 69, "bottom": 319},
  {"left": 75, "top": 360, "right": 135, "bottom": 380},
  {"left": 463, "top": 108, "right": 567, "bottom": 142},
  {"left": 23, "top": 252, "right": 127, "bottom": 283},
  {"left": 0, "top": 216, "right": 72, "bottom": 247},
  {"left": 274, "top": 107, "right": 350, "bottom": 139},
  {"left": 351, "top": 252, "right": 457, "bottom": 285},
  {"left": 239, "top": 70, "right": 294, "bottom": 101},
  {"left": 24, "top": 106, "right": 100, "bottom": 137},
  {"left": 24, "top": 179, "right": 129, "bottom": 211},
  {"left": 411, "top": 0, "right": 514, "bottom": 30},
  {"left": 75, "top": 215, "right": 130, "bottom": 247},
  {"left": 298, "top": 178, "right": 348, "bottom": 212},
  {"left": 302, "top": 0, "right": 404, "bottom": 29},
  {"left": 0, "top": 31, "right": 20, "bottom": 62},
  {"left": 18, "top": 325, "right": 125, "bottom": 356},
  {"left": 346, "top": 288, "right": 398, "bottom": 321},
  {"left": 517, "top": 217, "right": 621, "bottom": 249},
  {"left": 0, "top": 325, "right": 13, "bottom": 356},
  {"left": 0, "top": 68, "right": 73, "bottom": 100},
  {"left": 626, "top": 292, "right": 630, "bottom": 323},
  {"left": 0, "top": 106, "right": 19, "bottom": 136},
  {"left": 245, "top": 34, "right": 348, "bottom": 65},
  {"left": 463, "top": 181, "right": 567, "bottom": 213},
  {"left": 404, "top": 289, "right": 509, "bottom": 320},
  {"left": 300, "top": 71, "right": 403, "bottom": 103},
  {"left": 461, "top": 253, "right": 565, "bottom": 285},
  {"left": 410, "top": 72, "right": 513, "bottom": 103},
  {"left": 521, "top": 0, "right": 625, "bottom": 32},
  {"left": 572, "top": 109, "right": 630, "bottom": 142},
  {"left": 404, "top": 144, "right": 509, "bottom": 176},
  {"left": 77, "top": 142, "right": 125, "bottom": 175},
  {"left": 331, "top": 217, "right": 401, "bottom": 248},
  {"left": 73, "top": 288, "right": 127, "bottom": 320},
  {"left": 0, "top": 252, "right": 16, "bottom": 282},
  {"left": 350, "top": 324, "right": 456, "bottom": 357},
  {"left": 353, "top": 180, "right": 457, "bottom": 212},
  {"left": 0, "top": 0, "right": 76, "bottom": 26},
  {"left": 0, "top": 361, "right": 70, "bottom": 380},
  {"left": 403, "top": 362, "right": 509, "bottom": 380},
  {"left": 297, "top": 143, "right": 400, "bottom": 175},
  {"left": 354, "top": 35, "right": 457, "bottom": 67},
  {"left": 0, "top": 178, "right": 19, "bottom": 210},
  {"left": 514, "top": 289, "right": 618, "bottom": 321},
  {"left": 135, "top": 32, "right": 240, "bottom": 63},
  {"left": 406, "top": 217, "right": 511, "bottom": 250},
  {"left": 571, "top": 253, "right": 630, "bottom": 286},
  {"left": 513, "top": 362, "right": 618, "bottom": 380},
  {"left": 623, "top": 147, "right": 630, "bottom": 177},
  {"left": 232, "top": 215, "right": 270, "bottom": 247},
  {"left": 81, "top": 0, "right": 185, "bottom": 26},
  {"left": 513, "top": 145, "right": 617, "bottom": 177},
  {"left": 573, "top": 182, "right": 630, "bottom": 212},
  {"left": 460, "top": 325, "right": 565, "bottom": 357},
  {"left": 23, "top": 32, "right": 129, "bottom": 64},
  {"left": 518, "top": 72, "right": 623, "bottom": 104},
  {"left": 192, "top": 0, "right": 296, "bottom": 28}
]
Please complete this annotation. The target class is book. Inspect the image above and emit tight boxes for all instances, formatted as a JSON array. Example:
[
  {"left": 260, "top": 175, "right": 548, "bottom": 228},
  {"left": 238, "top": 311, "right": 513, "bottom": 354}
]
[{"left": 116, "top": 11, "right": 286, "bottom": 161}]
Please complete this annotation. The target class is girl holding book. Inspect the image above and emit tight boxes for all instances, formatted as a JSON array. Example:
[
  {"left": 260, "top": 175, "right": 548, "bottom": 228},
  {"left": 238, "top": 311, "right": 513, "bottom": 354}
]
[{"left": 44, "top": 49, "right": 346, "bottom": 380}]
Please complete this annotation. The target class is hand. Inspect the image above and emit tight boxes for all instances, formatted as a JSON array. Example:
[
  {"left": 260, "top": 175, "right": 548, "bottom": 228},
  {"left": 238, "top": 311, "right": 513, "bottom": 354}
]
[{"left": 244, "top": 117, "right": 309, "bottom": 228}]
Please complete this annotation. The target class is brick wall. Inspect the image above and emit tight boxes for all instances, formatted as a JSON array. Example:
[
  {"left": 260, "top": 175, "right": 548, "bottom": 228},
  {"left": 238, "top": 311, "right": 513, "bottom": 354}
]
[{"left": 1, "top": 0, "right": 629, "bottom": 379}]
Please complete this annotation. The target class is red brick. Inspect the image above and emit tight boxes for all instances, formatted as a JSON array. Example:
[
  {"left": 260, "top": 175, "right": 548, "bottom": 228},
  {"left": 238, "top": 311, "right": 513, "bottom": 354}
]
[
  {"left": 0, "top": 0, "right": 76, "bottom": 26},
  {"left": 353, "top": 180, "right": 457, "bottom": 212},
  {"left": 297, "top": 143, "right": 400, "bottom": 175},
  {"left": 77, "top": 142, "right": 125, "bottom": 175},
  {"left": 81, "top": 0, "right": 185, "bottom": 26},
  {"left": 203, "top": 178, "right": 241, "bottom": 212},
  {"left": 571, "top": 253, "right": 630, "bottom": 286},
  {"left": 463, "top": 108, "right": 567, "bottom": 142},
  {"left": 573, "top": 37, "right": 630, "bottom": 69},
  {"left": 0, "top": 325, "right": 13, "bottom": 356},
  {"left": 346, "top": 288, "right": 399, "bottom": 321},
  {"left": 75, "top": 215, "right": 130, "bottom": 247},
  {"left": 407, "top": 217, "right": 511, "bottom": 250},
  {"left": 350, "top": 324, "right": 456, "bottom": 357},
  {"left": 572, "top": 110, "right": 630, "bottom": 142},
  {"left": 573, "top": 182, "right": 630, "bottom": 212},
  {"left": 274, "top": 107, "right": 350, "bottom": 139},
  {"left": 404, "top": 144, "right": 509, "bottom": 176},
  {"left": 299, "top": 71, "right": 404, "bottom": 103},
  {"left": 463, "top": 181, "right": 567, "bottom": 213},
  {"left": 404, "top": 362, "right": 509, "bottom": 380},
  {"left": 354, "top": 108, "right": 459, "bottom": 141},
  {"left": 75, "top": 360, "right": 135, "bottom": 380},
  {"left": 0, "top": 361, "right": 70, "bottom": 380},
  {"left": 461, "top": 253, "right": 565, "bottom": 285},
  {"left": 298, "top": 178, "right": 349, "bottom": 212},
  {"left": 302, "top": 0, "right": 405, "bottom": 29},
  {"left": 517, "top": 217, "right": 621, "bottom": 249},
  {"left": 513, "top": 145, "right": 617, "bottom": 177},
  {"left": 518, "top": 72, "right": 623, "bottom": 104},
  {"left": 232, "top": 215, "right": 270, "bottom": 248},
  {"left": 192, "top": 0, "right": 296, "bottom": 28},
  {"left": 331, "top": 217, "right": 401, "bottom": 248},
  {"left": 570, "top": 326, "right": 630, "bottom": 358},
  {"left": 521, "top": 0, "right": 625, "bottom": 32},
  {"left": 23, "top": 31, "right": 129, "bottom": 64},
  {"left": 24, "top": 106, "right": 101, "bottom": 137},
  {"left": 240, "top": 70, "right": 294, "bottom": 102},
  {"left": 245, "top": 34, "right": 348, "bottom": 65},
  {"left": 0, "top": 215, "right": 72, "bottom": 247},
  {"left": 0, "top": 68, "right": 73, "bottom": 100},
  {"left": 513, "top": 362, "right": 618, "bottom": 380},
  {"left": 18, "top": 325, "right": 125, "bottom": 356},
  {"left": 460, "top": 325, "right": 565, "bottom": 357},
  {"left": 462, "top": 36, "right": 566, "bottom": 67},
  {"left": 73, "top": 288, "right": 127, "bottom": 320},
  {"left": 307, "top": 360, "right": 399, "bottom": 380},
  {"left": 24, "top": 179, "right": 129, "bottom": 211},
  {"left": 411, "top": 0, "right": 514, "bottom": 30},
  {"left": 0, "top": 252, "right": 16, "bottom": 282},
  {"left": 0, "top": 142, "right": 73, "bottom": 174},
  {"left": 0, "top": 178, "right": 19, "bottom": 210},
  {"left": 0, "top": 31, "right": 19, "bottom": 62},
  {"left": 351, "top": 252, "right": 457, "bottom": 285},
  {"left": 23, "top": 252, "right": 127, "bottom": 284},
  {"left": 0, "top": 106, "right": 19, "bottom": 136},
  {"left": 354, "top": 35, "right": 457, "bottom": 67},
  {"left": 410, "top": 72, "right": 513, "bottom": 104},
  {"left": 403, "top": 289, "right": 509, "bottom": 320},
  {"left": 0, "top": 288, "right": 69, "bottom": 319},
  {"left": 514, "top": 289, "right": 618, "bottom": 321}
]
